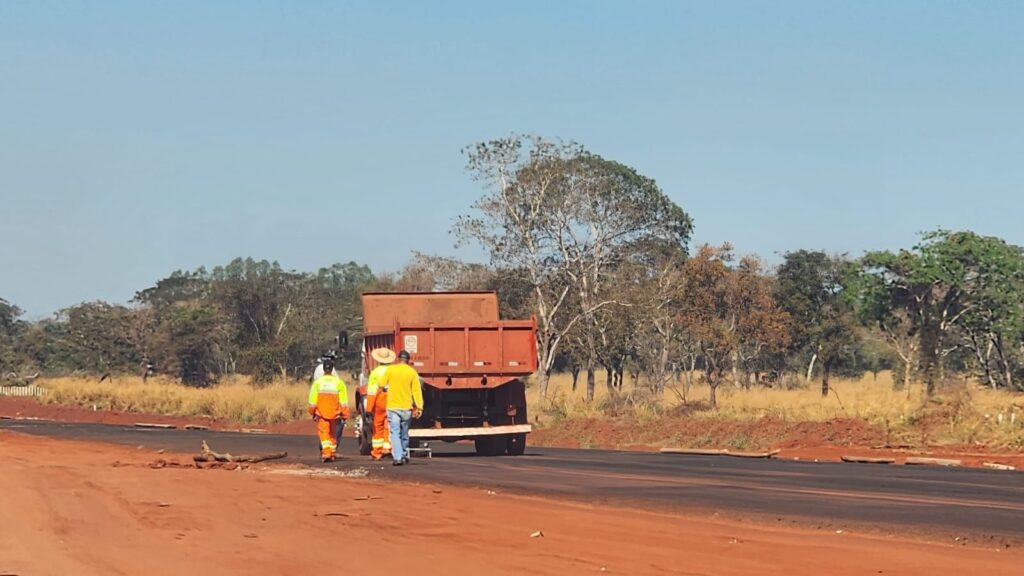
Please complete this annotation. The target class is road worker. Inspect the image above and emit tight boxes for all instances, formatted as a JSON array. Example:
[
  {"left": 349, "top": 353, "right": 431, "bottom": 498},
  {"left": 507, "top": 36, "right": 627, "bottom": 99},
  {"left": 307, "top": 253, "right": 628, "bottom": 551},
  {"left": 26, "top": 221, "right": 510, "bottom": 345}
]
[
  {"left": 313, "top": 350, "right": 346, "bottom": 448},
  {"left": 365, "top": 347, "right": 396, "bottom": 460},
  {"left": 307, "top": 356, "right": 350, "bottom": 462},
  {"left": 380, "top": 349, "right": 424, "bottom": 466}
]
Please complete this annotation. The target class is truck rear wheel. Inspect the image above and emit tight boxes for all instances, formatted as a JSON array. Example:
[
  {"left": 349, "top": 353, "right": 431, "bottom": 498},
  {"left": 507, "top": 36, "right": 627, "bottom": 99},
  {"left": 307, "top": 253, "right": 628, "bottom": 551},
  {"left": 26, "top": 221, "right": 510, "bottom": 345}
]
[{"left": 506, "top": 433, "right": 526, "bottom": 456}]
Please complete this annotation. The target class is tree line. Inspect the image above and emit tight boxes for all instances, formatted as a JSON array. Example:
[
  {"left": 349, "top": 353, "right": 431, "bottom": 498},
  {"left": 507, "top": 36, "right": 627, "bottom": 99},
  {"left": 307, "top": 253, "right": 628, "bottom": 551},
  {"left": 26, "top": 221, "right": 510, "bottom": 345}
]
[{"left": 2, "top": 135, "right": 1023, "bottom": 405}]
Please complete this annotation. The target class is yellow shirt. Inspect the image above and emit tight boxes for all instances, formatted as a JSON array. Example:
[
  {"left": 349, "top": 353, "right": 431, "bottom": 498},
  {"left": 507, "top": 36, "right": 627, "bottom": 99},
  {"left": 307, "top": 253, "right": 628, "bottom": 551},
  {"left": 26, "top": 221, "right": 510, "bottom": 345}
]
[{"left": 380, "top": 363, "right": 424, "bottom": 411}]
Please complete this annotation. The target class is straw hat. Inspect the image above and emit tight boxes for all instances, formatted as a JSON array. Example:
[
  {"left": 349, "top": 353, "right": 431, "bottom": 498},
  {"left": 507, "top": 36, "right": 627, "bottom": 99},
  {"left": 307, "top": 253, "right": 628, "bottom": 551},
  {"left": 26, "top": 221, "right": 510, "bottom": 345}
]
[{"left": 370, "top": 347, "right": 397, "bottom": 364}]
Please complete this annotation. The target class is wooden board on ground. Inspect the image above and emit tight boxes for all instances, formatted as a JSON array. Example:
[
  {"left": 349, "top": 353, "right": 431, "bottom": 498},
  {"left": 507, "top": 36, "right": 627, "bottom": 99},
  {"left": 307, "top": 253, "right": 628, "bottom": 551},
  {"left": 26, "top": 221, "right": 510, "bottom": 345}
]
[
  {"left": 724, "top": 449, "right": 781, "bottom": 459},
  {"left": 192, "top": 440, "right": 287, "bottom": 464},
  {"left": 841, "top": 455, "right": 895, "bottom": 464},
  {"left": 660, "top": 448, "right": 727, "bottom": 456},
  {"left": 135, "top": 423, "right": 176, "bottom": 429},
  {"left": 905, "top": 457, "right": 962, "bottom": 467},
  {"left": 660, "top": 447, "right": 779, "bottom": 458},
  {"left": 983, "top": 462, "right": 1016, "bottom": 471}
]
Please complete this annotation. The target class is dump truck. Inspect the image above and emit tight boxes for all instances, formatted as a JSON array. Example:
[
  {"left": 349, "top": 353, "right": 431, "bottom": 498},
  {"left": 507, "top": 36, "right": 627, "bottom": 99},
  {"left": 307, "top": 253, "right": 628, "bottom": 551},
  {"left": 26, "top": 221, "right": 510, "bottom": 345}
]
[{"left": 354, "top": 291, "right": 536, "bottom": 456}]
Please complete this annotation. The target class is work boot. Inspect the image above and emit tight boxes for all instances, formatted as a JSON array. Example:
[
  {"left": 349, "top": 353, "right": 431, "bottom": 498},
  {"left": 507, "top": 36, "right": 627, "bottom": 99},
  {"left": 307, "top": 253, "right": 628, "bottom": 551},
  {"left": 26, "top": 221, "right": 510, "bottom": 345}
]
[
  {"left": 392, "top": 460, "right": 404, "bottom": 466},
  {"left": 402, "top": 456, "right": 410, "bottom": 464}
]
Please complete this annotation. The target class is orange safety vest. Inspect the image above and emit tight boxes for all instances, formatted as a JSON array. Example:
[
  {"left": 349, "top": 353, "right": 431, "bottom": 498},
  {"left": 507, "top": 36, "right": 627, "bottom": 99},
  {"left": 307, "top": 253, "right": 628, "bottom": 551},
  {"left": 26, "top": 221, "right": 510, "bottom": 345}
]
[{"left": 308, "top": 374, "right": 350, "bottom": 420}]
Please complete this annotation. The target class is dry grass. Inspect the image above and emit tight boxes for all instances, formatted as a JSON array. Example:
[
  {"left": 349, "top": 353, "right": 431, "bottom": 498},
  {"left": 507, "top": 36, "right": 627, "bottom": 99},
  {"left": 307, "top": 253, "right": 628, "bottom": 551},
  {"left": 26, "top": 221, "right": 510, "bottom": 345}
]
[
  {"left": 37, "top": 375, "right": 325, "bottom": 425},
  {"left": 529, "top": 371, "right": 1024, "bottom": 449},
  {"left": 27, "top": 371, "right": 1024, "bottom": 448}
]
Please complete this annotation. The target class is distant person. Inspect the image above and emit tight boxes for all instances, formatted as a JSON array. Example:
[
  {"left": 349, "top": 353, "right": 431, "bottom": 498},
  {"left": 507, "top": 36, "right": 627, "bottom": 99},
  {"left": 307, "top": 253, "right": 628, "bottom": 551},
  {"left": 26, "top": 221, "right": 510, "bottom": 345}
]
[
  {"left": 364, "top": 347, "right": 395, "bottom": 461},
  {"left": 142, "top": 361, "right": 155, "bottom": 382},
  {"left": 307, "top": 355, "right": 350, "bottom": 463},
  {"left": 379, "top": 350, "right": 423, "bottom": 466},
  {"left": 312, "top": 350, "right": 340, "bottom": 380}
]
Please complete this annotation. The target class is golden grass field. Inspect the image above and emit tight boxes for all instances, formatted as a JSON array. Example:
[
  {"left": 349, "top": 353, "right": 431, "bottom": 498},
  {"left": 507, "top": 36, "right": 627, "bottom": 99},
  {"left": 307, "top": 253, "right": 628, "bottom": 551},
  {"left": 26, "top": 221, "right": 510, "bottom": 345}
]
[
  {"left": 532, "top": 371, "right": 1024, "bottom": 448},
  {"left": 25, "top": 371, "right": 1024, "bottom": 448},
  {"left": 38, "top": 375, "right": 317, "bottom": 425}
]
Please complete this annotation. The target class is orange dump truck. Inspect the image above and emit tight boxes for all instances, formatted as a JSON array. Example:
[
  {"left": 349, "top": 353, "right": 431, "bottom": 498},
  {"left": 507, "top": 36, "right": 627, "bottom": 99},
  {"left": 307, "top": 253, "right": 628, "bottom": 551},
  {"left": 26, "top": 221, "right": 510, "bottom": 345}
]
[{"left": 355, "top": 291, "right": 536, "bottom": 456}]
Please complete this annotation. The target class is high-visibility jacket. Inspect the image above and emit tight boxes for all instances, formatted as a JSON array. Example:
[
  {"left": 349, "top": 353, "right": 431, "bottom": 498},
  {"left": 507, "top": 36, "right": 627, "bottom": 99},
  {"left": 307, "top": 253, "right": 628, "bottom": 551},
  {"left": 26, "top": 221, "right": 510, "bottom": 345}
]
[
  {"left": 308, "top": 374, "right": 350, "bottom": 420},
  {"left": 380, "top": 362, "right": 423, "bottom": 411},
  {"left": 365, "top": 365, "right": 389, "bottom": 412}
]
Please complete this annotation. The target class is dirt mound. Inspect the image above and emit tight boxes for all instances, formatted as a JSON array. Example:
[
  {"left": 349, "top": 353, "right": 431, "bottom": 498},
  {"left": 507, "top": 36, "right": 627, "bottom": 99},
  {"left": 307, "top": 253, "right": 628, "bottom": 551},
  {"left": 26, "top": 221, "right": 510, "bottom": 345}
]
[
  {"left": 780, "top": 419, "right": 887, "bottom": 449},
  {"left": 534, "top": 414, "right": 886, "bottom": 453}
]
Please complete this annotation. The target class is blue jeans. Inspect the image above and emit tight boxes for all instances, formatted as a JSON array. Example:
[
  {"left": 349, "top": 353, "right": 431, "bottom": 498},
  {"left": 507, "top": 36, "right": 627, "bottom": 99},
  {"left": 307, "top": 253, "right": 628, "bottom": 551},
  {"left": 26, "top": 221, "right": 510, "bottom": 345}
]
[{"left": 387, "top": 409, "right": 412, "bottom": 462}]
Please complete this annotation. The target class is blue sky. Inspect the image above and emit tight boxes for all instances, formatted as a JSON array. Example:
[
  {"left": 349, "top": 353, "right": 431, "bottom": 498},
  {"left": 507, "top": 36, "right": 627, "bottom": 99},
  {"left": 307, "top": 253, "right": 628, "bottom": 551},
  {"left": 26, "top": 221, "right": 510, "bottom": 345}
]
[{"left": 1, "top": 1, "right": 1022, "bottom": 317}]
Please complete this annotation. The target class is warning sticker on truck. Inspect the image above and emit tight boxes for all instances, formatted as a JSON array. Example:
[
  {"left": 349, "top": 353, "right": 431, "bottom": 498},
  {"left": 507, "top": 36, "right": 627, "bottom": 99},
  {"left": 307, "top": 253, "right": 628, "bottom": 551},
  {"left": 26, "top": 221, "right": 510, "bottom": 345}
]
[{"left": 403, "top": 335, "right": 418, "bottom": 354}]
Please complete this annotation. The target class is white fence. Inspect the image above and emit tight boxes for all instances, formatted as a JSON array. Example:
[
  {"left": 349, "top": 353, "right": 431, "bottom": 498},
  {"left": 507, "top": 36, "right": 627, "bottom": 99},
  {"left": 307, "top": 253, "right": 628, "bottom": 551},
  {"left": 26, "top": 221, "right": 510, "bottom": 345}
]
[{"left": 0, "top": 384, "right": 44, "bottom": 397}]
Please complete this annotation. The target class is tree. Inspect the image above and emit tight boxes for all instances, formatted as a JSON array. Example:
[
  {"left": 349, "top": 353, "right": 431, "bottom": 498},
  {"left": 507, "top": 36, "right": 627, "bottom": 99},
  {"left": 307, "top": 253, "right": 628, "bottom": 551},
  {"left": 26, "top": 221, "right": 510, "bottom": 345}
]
[
  {"left": 948, "top": 235, "right": 1024, "bottom": 390},
  {"left": 679, "top": 245, "right": 789, "bottom": 408},
  {"left": 0, "top": 298, "right": 27, "bottom": 374},
  {"left": 458, "top": 134, "right": 693, "bottom": 400},
  {"left": 154, "top": 304, "right": 222, "bottom": 386},
  {"left": 627, "top": 242, "right": 690, "bottom": 397},
  {"left": 857, "top": 231, "right": 1024, "bottom": 395},
  {"left": 775, "top": 251, "right": 860, "bottom": 396},
  {"left": 850, "top": 266, "right": 920, "bottom": 391},
  {"left": 310, "top": 262, "right": 376, "bottom": 374},
  {"left": 396, "top": 253, "right": 494, "bottom": 292},
  {"left": 56, "top": 302, "right": 140, "bottom": 375},
  {"left": 729, "top": 256, "right": 792, "bottom": 392},
  {"left": 209, "top": 258, "right": 310, "bottom": 381}
]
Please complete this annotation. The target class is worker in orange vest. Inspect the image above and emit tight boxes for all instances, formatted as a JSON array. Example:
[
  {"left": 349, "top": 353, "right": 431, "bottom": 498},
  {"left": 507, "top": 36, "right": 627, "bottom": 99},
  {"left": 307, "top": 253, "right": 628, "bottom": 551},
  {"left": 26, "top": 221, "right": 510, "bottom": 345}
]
[
  {"left": 308, "top": 356, "right": 350, "bottom": 462},
  {"left": 364, "top": 347, "right": 395, "bottom": 460}
]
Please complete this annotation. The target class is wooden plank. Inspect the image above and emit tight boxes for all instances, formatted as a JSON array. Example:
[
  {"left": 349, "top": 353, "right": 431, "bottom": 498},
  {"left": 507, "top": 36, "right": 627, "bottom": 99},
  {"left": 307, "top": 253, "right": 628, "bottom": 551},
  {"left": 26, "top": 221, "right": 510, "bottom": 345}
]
[
  {"left": 134, "top": 423, "right": 176, "bottom": 429},
  {"left": 724, "top": 449, "right": 781, "bottom": 459},
  {"left": 905, "top": 457, "right": 962, "bottom": 467},
  {"left": 982, "top": 462, "right": 1016, "bottom": 471},
  {"left": 659, "top": 448, "right": 728, "bottom": 456},
  {"left": 841, "top": 455, "right": 895, "bottom": 464},
  {"left": 183, "top": 424, "right": 210, "bottom": 431}
]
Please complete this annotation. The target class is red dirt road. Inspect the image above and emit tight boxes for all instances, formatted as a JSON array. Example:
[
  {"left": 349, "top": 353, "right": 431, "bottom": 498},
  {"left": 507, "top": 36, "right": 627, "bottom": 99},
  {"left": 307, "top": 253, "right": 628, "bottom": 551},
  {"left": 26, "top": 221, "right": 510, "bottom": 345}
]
[{"left": 0, "top": 430, "right": 1019, "bottom": 576}]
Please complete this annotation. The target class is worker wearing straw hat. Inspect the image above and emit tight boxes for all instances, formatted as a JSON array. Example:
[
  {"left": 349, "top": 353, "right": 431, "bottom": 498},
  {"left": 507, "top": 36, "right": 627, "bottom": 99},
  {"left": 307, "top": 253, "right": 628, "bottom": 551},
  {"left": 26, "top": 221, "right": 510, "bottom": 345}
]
[{"left": 364, "top": 347, "right": 396, "bottom": 460}]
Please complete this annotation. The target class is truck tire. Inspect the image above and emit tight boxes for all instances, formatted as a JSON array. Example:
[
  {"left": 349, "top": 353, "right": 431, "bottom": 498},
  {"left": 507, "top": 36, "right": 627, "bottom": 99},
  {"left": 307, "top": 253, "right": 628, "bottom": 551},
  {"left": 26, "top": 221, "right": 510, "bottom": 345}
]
[
  {"left": 506, "top": 433, "right": 526, "bottom": 456},
  {"left": 474, "top": 436, "right": 505, "bottom": 456}
]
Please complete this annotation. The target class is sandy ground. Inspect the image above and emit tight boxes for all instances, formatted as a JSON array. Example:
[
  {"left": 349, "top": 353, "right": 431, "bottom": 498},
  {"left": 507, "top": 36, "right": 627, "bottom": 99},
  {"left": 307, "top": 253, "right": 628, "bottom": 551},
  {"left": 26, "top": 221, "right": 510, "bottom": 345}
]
[{"left": 0, "top": 430, "right": 1019, "bottom": 576}]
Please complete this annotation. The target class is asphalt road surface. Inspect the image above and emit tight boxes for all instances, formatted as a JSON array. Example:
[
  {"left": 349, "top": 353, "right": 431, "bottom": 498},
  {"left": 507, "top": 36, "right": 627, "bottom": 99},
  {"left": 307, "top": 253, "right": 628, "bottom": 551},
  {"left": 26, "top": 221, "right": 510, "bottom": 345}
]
[{"left": 3, "top": 419, "right": 1022, "bottom": 541}]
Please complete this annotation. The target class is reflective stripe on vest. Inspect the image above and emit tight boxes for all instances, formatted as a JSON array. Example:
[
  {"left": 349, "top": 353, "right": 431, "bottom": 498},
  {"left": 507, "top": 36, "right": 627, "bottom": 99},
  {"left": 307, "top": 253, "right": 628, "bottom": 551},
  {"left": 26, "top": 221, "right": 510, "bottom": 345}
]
[{"left": 318, "top": 378, "right": 341, "bottom": 395}]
